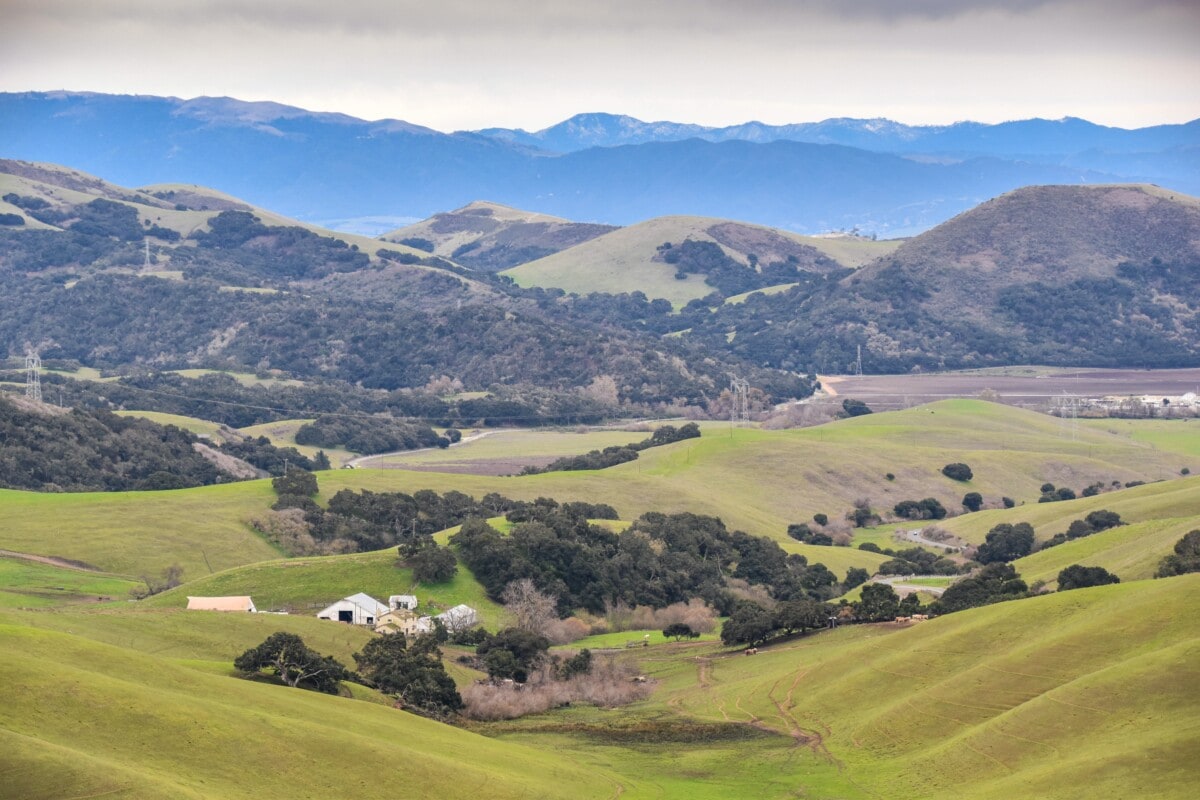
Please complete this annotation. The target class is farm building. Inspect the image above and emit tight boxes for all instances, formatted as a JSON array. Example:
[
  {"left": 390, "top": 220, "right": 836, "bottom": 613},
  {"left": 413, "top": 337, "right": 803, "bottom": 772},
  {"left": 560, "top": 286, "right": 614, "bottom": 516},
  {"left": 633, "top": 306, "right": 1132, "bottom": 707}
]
[
  {"left": 317, "top": 593, "right": 388, "bottom": 625},
  {"left": 389, "top": 594, "right": 418, "bottom": 611},
  {"left": 375, "top": 608, "right": 425, "bottom": 636},
  {"left": 186, "top": 596, "right": 257, "bottom": 612},
  {"left": 435, "top": 604, "right": 479, "bottom": 632}
]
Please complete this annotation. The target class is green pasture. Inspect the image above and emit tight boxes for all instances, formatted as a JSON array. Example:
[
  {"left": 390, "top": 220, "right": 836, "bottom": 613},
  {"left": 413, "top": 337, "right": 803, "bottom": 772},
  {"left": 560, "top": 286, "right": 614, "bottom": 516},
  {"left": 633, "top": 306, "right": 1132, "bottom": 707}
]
[
  {"left": 238, "top": 417, "right": 356, "bottom": 465},
  {"left": 142, "top": 547, "right": 510, "bottom": 628},
  {"left": 371, "top": 426, "right": 667, "bottom": 468},
  {"left": 1079, "top": 417, "right": 1200, "bottom": 460},
  {"left": 935, "top": 474, "right": 1200, "bottom": 544},
  {"left": 169, "top": 368, "right": 303, "bottom": 388},
  {"left": 4, "top": 400, "right": 1194, "bottom": 582},
  {"left": 0, "top": 558, "right": 141, "bottom": 608},
  {"left": 0, "top": 623, "right": 615, "bottom": 800},
  {"left": 0, "top": 481, "right": 278, "bottom": 578},
  {"left": 1014, "top": 515, "right": 1199, "bottom": 586},
  {"left": 116, "top": 409, "right": 228, "bottom": 439},
  {"left": 619, "top": 575, "right": 1200, "bottom": 799}
]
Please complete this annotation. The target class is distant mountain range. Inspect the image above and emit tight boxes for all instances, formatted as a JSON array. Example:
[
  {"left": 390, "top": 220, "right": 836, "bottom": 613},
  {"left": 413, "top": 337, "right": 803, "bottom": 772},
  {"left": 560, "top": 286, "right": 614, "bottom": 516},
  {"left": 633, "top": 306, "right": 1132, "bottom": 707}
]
[
  {"left": 1, "top": 92, "right": 1197, "bottom": 238},
  {"left": 476, "top": 112, "right": 1200, "bottom": 158}
]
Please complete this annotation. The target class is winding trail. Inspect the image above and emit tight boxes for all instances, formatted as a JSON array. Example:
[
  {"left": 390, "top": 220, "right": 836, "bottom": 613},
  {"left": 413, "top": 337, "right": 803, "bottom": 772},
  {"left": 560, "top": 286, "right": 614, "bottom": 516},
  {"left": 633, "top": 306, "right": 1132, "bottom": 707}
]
[{"left": 0, "top": 548, "right": 101, "bottom": 573}]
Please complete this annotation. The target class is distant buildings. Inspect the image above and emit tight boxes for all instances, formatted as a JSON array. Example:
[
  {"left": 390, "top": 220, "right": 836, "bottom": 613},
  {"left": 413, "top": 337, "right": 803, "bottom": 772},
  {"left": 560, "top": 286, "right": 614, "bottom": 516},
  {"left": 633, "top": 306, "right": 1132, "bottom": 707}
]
[
  {"left": 317, "top": 593, "right": 388, "bottom": 626},
  {"left": 315, "top": 592, "right": 479, "bottom": 637},
  {"left": 186, "top": 595, "right": 257, "bottom": 612}
]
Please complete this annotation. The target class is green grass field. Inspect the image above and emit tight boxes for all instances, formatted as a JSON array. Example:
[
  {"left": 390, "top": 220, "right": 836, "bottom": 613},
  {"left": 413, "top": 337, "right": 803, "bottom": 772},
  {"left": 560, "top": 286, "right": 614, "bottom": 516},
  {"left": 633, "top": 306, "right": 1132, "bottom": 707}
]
[
  {"left": 142, "top": 547, "right": 511, "bottom": 628},
  {"left": 1013, "top": 515, "right": 1198, "bottom": 586},
  {"left": 0, "top": 621, "right": 617, "bottom": 800},
  {"left": 502, "top": 215, "right": 900, "bottom": 306},
  {"left": 1079, "top": 417, "right": 1200, "bottom": 460},
  {"left": 116, "top": 409, "right": 229, "bottom": 439},
  {"left": 238, "top": 418, "right": 357, "bottom": 466},
  {"left": 2, "top": 401, "right": 1193, "bottom": 582},
  {"left": 0, "top": 557, "right": 142, "bottom": 608}
]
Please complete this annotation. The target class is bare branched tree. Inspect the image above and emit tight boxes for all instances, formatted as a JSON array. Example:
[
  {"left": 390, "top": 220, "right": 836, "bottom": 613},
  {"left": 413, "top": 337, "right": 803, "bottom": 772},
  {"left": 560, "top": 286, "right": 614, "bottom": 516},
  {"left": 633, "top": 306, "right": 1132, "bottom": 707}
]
[{"left": 502, "top": 579, "right": 558, "bottom": 635}]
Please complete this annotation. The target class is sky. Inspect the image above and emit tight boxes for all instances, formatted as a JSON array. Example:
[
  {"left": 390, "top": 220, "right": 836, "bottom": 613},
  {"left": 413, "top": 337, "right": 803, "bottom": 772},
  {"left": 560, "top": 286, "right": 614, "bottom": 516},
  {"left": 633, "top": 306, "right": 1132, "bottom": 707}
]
[{"left": 1, "top": 0, "right": 1197, "bottom": 132}]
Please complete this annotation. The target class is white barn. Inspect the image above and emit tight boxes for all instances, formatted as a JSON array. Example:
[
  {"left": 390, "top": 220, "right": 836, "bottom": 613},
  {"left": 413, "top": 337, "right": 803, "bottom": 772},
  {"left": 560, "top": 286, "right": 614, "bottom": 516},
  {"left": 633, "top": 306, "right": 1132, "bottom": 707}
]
[
  {"left": 317, "top": 593, "right": 388, "bottom": 625},
  {"left": 389, "top": 594, "right": 418, "bottom": 611},
  {"left": 435, "top": 604, "right": 479, "bottom": 633}
]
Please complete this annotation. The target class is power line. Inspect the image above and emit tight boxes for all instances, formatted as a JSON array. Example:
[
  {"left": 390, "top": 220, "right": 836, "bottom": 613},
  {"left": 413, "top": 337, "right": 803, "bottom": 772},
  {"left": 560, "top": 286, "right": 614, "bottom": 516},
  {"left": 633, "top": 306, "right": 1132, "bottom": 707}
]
[{"left": 24, "top": 349, "right": 42, "bottom": 403}]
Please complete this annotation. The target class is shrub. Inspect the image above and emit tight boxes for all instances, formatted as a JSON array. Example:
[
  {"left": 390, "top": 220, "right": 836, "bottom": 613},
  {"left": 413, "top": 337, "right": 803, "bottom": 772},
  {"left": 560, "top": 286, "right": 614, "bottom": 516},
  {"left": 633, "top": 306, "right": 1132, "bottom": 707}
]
[
  {"left": 1057, "top": 564, "right": 1120, "bottom": 591},
  {"left": 962, "top": 492, "right": 983, "bottom": 512},
  {"left": 841, "top": 398, "right": 873, "bottom": 417},
  {"left": 813, "top": 513, "right": 828, "bottom": 526},
  {"left": 942, "top": 463, "right": 973, "bottom": 481}
]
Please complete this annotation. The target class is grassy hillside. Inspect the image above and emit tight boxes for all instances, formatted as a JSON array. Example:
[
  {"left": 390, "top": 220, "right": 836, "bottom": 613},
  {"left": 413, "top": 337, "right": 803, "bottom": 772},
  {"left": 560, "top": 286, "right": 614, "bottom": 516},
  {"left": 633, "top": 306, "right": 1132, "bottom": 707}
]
[
  {"left": 1, "top": 401, "right": 1192, "bottom": 580},
  {"left": 142, "top": 547, "right": 510, "bottom": 628},
  {"left": 0, "top": 160, "right": 431, "bottom": 262},
  {"left": 238, "top": 418, "right": 357, "bottom": 466},
  {"left": 1013, "top": 515, "right": 1198, "bottom": 586},
  {"left": 0, "top": 622, "right": 617, "bottom": 800},
  {"left": 502, "top": 215, "right": 898, "bottom": 305},
  {"left": 115, "top": 409, "right": 228, "bottom": 439},
  {"left": 935, "top": 474, "right": 1200, "bottom": 545},
  {"left": 0, "top": 557, "right": 142, "bottom": 608},
  {"left": 0, "top": 481, "right": 278, "bottom": 578},
  {"left": 621, "top": 575, "right": 1200, "bottom": 799},
  {"left": 381, "top": 200, "right": 617, "bottom": 271}
]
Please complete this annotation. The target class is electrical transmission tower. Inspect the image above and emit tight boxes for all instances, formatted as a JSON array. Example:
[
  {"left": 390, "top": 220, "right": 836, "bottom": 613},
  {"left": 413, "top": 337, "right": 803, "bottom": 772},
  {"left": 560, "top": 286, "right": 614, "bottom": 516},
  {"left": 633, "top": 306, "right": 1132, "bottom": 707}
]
[
  {"left": 24, "top": 349, "right": 42, "bottom": 403},
  {"left": 854, "top": 345, "right": 863, "bottom": 377},
  {"left": 730, "top": 377, "right": 750, "bottom": 426},
  {"left": 143, "top": 237, "right": 153, "bottom": 270}
]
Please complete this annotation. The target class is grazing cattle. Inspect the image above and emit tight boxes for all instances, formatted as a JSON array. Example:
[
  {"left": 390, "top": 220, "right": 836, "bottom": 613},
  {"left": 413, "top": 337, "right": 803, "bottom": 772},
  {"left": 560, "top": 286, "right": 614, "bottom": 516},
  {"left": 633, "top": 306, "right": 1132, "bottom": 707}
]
[
  {"left": 911, "top": 614, "right": 930, "bottom": 621},
  {"left": 895, "top": 616, "right": 911, "bottom": 623},
  {"left": 744, "top": 647, "right": 759, "bottom": 656}
]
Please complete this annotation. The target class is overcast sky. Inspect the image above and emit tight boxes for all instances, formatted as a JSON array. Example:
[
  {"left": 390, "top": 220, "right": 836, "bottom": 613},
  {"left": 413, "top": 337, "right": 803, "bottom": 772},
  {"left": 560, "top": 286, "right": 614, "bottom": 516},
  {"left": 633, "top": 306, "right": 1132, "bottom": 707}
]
[{"left": 2, "top": 0, "right": 1197, "bottom": 131}]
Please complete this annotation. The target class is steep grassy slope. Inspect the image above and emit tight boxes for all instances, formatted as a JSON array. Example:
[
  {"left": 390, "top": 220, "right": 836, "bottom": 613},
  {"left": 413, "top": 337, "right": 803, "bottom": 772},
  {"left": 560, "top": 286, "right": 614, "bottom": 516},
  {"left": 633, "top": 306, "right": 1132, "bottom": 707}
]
[
  {"left": 634, "top": 575, "right": 1200, "bottom": 799},
  {"left": 0, "top": 481, "right": 279, "bottom": 578},
  {"left": 503, "top": 215, "right": 897, "bottom": 305},
  {"left": 0, "top": 623, "right": 617, "bottom": 800},
  {"left": 1013, "top": 515, "right": 1198, "bottom": 585},
  {"left": 1, "top": 401, "right": 1191, "bottom": 579}
]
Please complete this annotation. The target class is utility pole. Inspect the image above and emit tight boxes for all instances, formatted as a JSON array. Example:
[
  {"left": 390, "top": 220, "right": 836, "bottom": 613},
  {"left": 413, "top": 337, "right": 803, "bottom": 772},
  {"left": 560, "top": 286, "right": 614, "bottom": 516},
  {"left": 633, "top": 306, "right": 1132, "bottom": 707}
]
[
  {"left": 24, "top": 348, "right": 42, "bottom": 403},
  {"left": 730, "top": 377, "right": 750, "bottom": 427}
]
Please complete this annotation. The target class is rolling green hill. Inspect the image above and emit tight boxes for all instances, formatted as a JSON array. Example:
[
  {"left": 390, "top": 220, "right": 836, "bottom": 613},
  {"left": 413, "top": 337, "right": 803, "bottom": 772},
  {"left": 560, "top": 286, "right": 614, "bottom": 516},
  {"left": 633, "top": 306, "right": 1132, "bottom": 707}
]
[
  {"left": 502, "top": 215, "right": 898, "bottom": 306},
  {"left": 0, "top": 621, "right": 616, "bottom": 800},
  {"left": 625, "top": 575, "right": 1200, "bottom": 799},
  {"left": 142, "top": 547, "right": 510, "bottom": 628},
  {"left": 1, "top": 401, "right": 1193, "bottom": 580}
]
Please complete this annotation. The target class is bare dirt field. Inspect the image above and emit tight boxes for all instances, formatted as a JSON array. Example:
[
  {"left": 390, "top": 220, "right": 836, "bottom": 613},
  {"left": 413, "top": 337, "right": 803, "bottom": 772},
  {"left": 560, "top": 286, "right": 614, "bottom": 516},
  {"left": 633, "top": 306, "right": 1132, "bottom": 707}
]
[{"left": 819, "top": 367, "right": 1200, "bottom": 411}]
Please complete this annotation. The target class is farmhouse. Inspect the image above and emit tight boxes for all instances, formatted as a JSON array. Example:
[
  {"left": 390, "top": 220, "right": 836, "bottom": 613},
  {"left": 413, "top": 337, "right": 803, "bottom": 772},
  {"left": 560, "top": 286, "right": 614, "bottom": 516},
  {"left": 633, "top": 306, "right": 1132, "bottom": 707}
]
[
  {"left": 186, "top": 596, "right": 256, "bottom": 612},
  {"left": 389, "top": 594, "right": 418, "bottom": 611},
  {"left": 375, "top": 608, "right": 425, "bottom": 636},
  {"left": 317, "top": 592, "right": 388, "bottom": 625}
]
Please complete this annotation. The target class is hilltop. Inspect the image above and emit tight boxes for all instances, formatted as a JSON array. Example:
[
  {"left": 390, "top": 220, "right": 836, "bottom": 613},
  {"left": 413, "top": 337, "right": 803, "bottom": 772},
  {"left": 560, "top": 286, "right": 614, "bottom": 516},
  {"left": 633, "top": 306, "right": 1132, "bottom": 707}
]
[
  {"left": 382, "top": 201, "right": 616, "bottom": 272},
  {"left": 0, "top": 160, "right": 809, "bottom": 409},
  {"left": 681, "top": 184, "right": 1200, "bottom": 372},
  {"left": 504, "top": 215, "right": 898, "bottom": 305}
]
